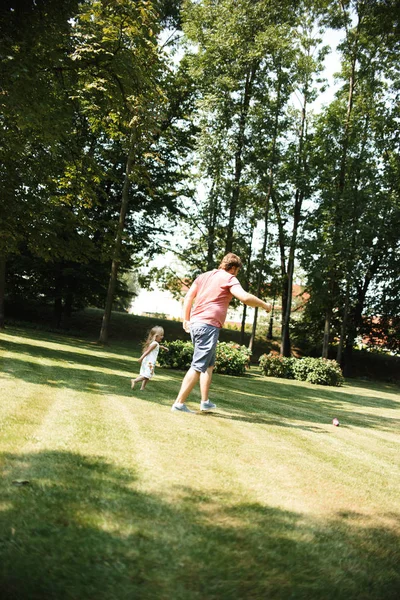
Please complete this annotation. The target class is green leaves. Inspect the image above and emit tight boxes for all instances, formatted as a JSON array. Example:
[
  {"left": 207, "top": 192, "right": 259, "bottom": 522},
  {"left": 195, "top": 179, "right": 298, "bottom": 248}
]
[
  {"left": 158, "top": 339, "right": 251, "bottom": 375},
  {"left": 259, "top": 354, "right": 344, "bottom": 386}
]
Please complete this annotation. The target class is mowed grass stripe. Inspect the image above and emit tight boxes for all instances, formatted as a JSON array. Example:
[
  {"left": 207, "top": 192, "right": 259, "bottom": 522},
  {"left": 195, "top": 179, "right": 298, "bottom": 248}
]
[
  {"left": 218, "top": 380, "right": 400, "bottom": 517},
  {"left": 1, "top": 327, "right": 400, "bottom": 600},
  {"left": 0, "top": 380, "right": 60, "bottom": 453},
  {"left": 116, "top": 387, "right": 325, "bottom": 515},
  {"left": 214, "top": 373, "right": 399, "bottom": 427}
]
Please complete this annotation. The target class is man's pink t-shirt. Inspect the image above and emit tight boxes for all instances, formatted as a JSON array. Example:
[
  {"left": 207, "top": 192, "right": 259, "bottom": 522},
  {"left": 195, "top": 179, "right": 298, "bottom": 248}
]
[{"left": 190, "top": 269, "right": 241, "bottom": 328}]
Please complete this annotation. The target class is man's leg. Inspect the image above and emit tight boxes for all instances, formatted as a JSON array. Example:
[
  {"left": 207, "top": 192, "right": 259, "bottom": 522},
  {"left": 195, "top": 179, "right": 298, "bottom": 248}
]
[
  {"left": 199, "top": 365, "right": 217, "bottom": 411},
  {"left": 199, "top": 366, "right": 214, "bottom": 402},
  {"left": 174, "top": 368, "right": 200, "bottom": 404},
  {"left": 172, "top": 323, "right": 218, "bottom": 413}
]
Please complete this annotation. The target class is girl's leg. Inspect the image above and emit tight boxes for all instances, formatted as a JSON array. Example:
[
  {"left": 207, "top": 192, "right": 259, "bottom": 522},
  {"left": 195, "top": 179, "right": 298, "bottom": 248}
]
[
  {"left": 131, "top": 375, "right": 146, "bottom": 389},
  {"left": 140, "top": 378, "right": 149, "bottom": 391}
]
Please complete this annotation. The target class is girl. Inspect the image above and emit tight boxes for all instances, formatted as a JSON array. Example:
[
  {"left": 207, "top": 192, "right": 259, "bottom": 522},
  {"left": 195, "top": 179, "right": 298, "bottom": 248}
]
[{"left": 131, "top": 326, "right": 168, "bottom": 391}]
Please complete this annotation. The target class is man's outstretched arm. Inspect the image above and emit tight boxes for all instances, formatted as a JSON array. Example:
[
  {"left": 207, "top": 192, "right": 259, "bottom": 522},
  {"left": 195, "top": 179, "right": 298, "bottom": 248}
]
[{"left": 231, "top": 285, "right": 272, "bottom": 312}]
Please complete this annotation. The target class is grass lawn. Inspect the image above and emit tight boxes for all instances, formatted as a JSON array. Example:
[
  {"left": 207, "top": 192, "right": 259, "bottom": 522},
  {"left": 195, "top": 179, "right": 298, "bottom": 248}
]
[{"left": 0, "top": 326, "right": 399, "bottom": 600}]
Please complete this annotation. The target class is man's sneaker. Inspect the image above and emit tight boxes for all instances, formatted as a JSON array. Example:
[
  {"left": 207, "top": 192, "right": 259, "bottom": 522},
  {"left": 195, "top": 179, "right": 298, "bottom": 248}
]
[
  {"left": 171, "top": 403, "right": 195, "bottom": 413},
  {"left": 200, "top": 400, "right": 217, "bottom": 412}
]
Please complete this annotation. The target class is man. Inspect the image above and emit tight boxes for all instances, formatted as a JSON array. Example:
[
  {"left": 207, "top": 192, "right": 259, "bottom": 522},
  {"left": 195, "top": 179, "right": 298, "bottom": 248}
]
[{"left": 171, "top": 253, "right": 272, "bottom": 413}]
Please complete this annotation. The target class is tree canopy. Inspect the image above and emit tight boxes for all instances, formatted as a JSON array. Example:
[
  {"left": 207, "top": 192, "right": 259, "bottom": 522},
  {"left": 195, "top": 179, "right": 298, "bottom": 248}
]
[{"left": 1, "top": 0, "right": 399, "bottom": 364}]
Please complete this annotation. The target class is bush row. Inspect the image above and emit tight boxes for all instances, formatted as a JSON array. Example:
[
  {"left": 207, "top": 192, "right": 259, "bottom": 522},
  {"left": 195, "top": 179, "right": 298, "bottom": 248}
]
[
  {"left": 259, "top": 354, "right": 344, "bottom": 386},
  {"left": 158, "top": 340, "right": 344, "bottom": 385},
  {"left": 158, "top": 340, "right": 251, "bottom": 376}
]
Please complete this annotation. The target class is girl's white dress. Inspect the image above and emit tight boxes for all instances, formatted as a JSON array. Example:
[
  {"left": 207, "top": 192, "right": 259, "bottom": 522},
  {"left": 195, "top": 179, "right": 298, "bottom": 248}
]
[{"left": 140, "top": 342, "right": 160, "bottom": 379}]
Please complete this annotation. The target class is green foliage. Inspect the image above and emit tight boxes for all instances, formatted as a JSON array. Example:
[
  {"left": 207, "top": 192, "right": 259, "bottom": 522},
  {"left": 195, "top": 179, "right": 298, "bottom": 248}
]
[
  {"left": 259, "top": 353, "right": 295, "bottom": 379},
  {"left": 214, "top": 342, "right": 251, "bottom": 376},
  {"left": 158, "top": 339, "right": 251, "bottom": 376},
  {"left": 259, "top": 354, "right": 344, "bottom": 386},
  {"left": 158, "top": 339, "right": 194, "bottom": 370},
  {"left": 292, "top": 357, "right": 344, "bottom": 386},
  {"left": 0, "top": 0, "right": 195, "bottom": 331}
]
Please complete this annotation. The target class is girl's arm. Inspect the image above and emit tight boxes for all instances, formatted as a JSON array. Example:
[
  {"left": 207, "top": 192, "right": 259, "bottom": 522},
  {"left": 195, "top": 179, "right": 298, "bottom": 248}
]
[{"left": 138, "top": 341, "right": 157, "bottom": 362}]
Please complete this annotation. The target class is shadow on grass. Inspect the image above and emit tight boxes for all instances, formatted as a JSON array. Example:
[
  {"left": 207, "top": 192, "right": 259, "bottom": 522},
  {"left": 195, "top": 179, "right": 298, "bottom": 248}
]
[
  {"left": 209, "top": 374, "right": 400, "bottom": 431},
  {"left": 341, "top": 377, "right": 400, "bottom": 394},
  {"left": 0, "top": 335, "right": 136, "bottom": 374},
  {"left": 0, "top": 451, "right": 399, "bottom": 600},
  {"left": 224, "top": 372, "right": 400, "bottom": 410},
  {"left": 1, "top": 326, "right": 101, "bottom": 350},
  {"left": 1, "top": 333, "right": 399, "bottom": 431}
]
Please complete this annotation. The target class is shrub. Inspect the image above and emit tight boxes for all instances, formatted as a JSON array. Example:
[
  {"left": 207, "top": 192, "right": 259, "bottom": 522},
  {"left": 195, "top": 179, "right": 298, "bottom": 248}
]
[
  {"left": 158, "top": 340, "right": 194, "bottom": 370},
  {"left": 292, "top": 357, "right": 344, "bottom": 386},
  {"left": 158, "top": 340, "right": 251, "bottom": 376},
  {"left": 259, "top": 354, "right": 344, "bottom": 386},
  {"left": 259, "top": 353, "right": 295, "bottom": 379},
  {"left": 214, "top": 342, "right": 251, "bottom": 376}
]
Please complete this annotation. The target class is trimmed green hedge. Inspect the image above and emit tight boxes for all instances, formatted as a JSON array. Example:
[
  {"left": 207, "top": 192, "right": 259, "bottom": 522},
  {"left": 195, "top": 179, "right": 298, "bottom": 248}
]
[
  {"left": 259, "top": 354, "right": 344, "bottom": 386},
  {"left": 158, "top": 340, "right": 251, "bottom": 376}
]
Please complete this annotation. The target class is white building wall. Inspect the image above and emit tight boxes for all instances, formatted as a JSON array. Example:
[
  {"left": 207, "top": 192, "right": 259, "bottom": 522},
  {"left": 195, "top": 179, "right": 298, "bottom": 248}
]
[{"left": 129, "top": 289, "right": 183, "bottom": 319}]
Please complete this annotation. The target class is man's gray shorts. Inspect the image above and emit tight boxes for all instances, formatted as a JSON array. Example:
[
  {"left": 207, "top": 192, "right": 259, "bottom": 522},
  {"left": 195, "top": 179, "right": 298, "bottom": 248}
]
[{"left": 190, "top": 322, "right": 220, "bottom": 373}]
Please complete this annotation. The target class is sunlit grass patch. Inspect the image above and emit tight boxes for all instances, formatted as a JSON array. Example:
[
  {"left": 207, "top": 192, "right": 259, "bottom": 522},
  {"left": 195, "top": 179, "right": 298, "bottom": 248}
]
[{"left": 0, "top": 326, "right": 399, "bottom": 599}]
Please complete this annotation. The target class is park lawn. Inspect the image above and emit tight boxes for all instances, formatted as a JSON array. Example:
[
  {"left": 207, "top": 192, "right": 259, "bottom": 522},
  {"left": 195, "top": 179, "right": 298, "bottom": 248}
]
[{"left": 0, "top": 327, "right": 399, "bottom": 600}]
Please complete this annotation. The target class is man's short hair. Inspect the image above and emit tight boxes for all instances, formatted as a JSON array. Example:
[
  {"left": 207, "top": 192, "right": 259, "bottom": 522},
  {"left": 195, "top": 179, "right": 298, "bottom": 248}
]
[{"left": 218, "top": 253, "right": 242, "bottom": 271}]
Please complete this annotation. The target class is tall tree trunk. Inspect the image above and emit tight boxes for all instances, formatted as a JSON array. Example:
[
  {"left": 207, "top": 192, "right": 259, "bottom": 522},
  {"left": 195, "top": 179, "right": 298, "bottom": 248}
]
[
  {"left": 63, "top": 291, "right": 73, "bottom": 329},
  {"left": 240, "top": 225, "right": 255, "bottom": 345},
  {"left": 248, "top": 73, "right": 282, "bottom": 351},
  {"left": 281, "top": 188, "right": 305, "bottom": 357},
  {"left": 0, "top": 256, "right": 6, "bottom": 329},
  {"left": 248, "top": 195, "right": 270, "bottom": 353},
  {"left": 343, "top": 304, "right": 360, "bottom": 377},
  {"left": 343, "top": 255, "right": 380, "bottom": 375},
  {"left": 336, "top": 113, "right": 370, "bottom": 366},
  {"left": 324, "top": 10, "right": 359, "bottom": 353},
  {"left": 54, "top": 264, "right": 63, "bottom": 329},
  {"left": 225, "top": 63, "right": 258, "bottom": 253},
  {"left": 267, "top": 296, "right": 276, "bottom": 340},
  {"left": 272, "top": 194, "right": 288, "bottom": 327},
  {"left": 54, "top": 298, "right": 63, "bottom": 329},
  {"left": 99, "top": 146, "right": 135, "bottom": 344},
  {"left": 336, "top": 279, "right": 350, "bottom": 366},
  {"left": 322, "top": 310, "right": 331, "bottom": 358},
  {"left": 280, "top": 298, "right": 291, "bottom": 356},
  {"left": 249, "top": 306, "right": 259, "bottom": 353},
  {"left": 240, "top": 304, "right": 248, "bottom": 345},
  {"left": 281, "top": 93, "right": 307, "bottom": 356},
  {"left": 206, "top": 181, "right": 218, "bottom": 270}
]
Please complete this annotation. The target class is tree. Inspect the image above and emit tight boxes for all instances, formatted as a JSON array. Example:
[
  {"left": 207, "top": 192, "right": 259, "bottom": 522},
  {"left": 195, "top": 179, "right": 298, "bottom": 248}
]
[
  {"left": 0, "top": 0, "right": 80, "bottom": 327},
  {"left": 180, "top": 0, "right": 301, "bottom": 266},
  {"left": 1, "top": 0, "right": 194, "bottom": 333},
  {"left": 300, "top": 0, "right": 400, "bottom": 370},
  {"left": 279, "top": 4, "right": 328, "bottom": 356}
]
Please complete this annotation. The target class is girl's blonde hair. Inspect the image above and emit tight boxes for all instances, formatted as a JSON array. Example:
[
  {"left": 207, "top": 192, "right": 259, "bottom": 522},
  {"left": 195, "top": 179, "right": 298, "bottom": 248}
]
[{"left": 142, "top": 326, "right": 164, "bottom": 351}]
